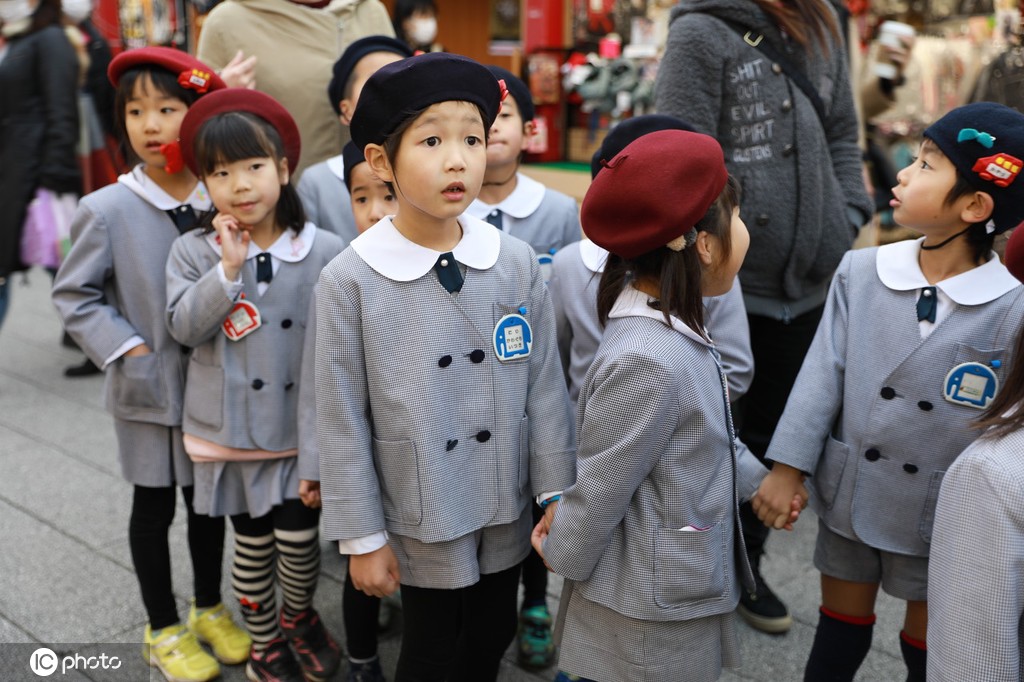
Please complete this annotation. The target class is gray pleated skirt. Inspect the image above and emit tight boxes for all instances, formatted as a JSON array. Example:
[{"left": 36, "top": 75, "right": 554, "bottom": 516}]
[
  {"left": 190, "top": 456, "right": 300, "bottom": 518},
  {"left": 555, "top": 583, "right": 741, "bottom": 682},
  {"left": 113, "top": 418, "right": 193, "bottom": 488}
]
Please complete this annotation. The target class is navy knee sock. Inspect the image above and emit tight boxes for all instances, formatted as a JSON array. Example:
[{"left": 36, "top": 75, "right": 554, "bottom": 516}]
[
  {"left": 899, "top": 631, "right": 926, "bottom": 682},
  {"left": 804, "top": 607, "right": 875, "bottom": 682}
]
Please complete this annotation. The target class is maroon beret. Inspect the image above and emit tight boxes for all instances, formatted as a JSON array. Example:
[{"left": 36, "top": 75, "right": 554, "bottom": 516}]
[
  {"left": 581, "top": 130, "right": 728, "bottom": 260},
  {"left": 178, "top": 89, "right": 302, "bottom": 176},
  {"left": 1005, "top": 226, "right": 1024, "bottom": 283},
  {"left": 108, "top": 46, "right": 225, "bottom": 93}
]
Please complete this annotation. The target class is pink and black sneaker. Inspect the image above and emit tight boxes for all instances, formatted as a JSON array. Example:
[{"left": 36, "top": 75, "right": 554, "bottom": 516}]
[
  {"left": 279, "top": 608, "right": 341, "bottom": 681},
  {"left": 245, "top": 638, "right": 305, "bottom": 682}
]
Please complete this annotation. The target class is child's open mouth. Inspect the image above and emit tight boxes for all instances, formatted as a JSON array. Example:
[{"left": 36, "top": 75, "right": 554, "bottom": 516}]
[{"left": 442, "top": 183, "right": 465, "bottom": 200}]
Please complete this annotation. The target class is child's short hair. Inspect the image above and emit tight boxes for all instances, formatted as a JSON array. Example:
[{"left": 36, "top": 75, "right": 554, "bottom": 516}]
[
  {"left": 179, "top": 89, "right": 306, "bottom": 233},
  {"left": 341, "top": 140, "right": 366, "bottom": 191},
  {"left": 327, "top": 35, "right": 413, "bottom": 113},
  {"left": 484, "top": 65, "right": 534, "bottom": 122}
]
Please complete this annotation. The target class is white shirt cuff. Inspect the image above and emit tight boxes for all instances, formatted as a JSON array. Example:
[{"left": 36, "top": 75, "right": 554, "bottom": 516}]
[
  {"left": 337, "top": 531, "right": 388, "bottom": 555},
  {"left": 103, "top": 335, "right": 147, "bottom": 369},
  {"left": 536, "top": 491, "right": 562, "bottom": 506},
  {"left": 217, "top": 261, "right": 244, "bottom": 300}
]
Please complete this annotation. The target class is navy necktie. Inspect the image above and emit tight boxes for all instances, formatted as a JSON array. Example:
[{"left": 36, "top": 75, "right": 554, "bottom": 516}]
[
  {"left": 917, "top": 286, "right": 937, "bottom": 323},
  {"left": 256, "top": 253, "right": 273, "bottom": 284},
  {"left": 485, "top": 209, "right": 503, "bottom": 230},
  {"left": 166, "top": 205, "right": 197, "bottom": 234},
  {"left": 434, "top": 253, "right": 463, "bottom": 293}
]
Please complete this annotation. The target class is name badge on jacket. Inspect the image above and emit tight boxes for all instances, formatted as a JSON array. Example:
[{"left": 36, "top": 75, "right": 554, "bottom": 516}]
[
  {"left": 943, "top": 361, "right": 999, "bottom": 409},
  {"left": 223, "top": 297, "right": 262, "bottom": 341},
  {"left": 494, "top": 311, "right": 532, "bottom": 362}
]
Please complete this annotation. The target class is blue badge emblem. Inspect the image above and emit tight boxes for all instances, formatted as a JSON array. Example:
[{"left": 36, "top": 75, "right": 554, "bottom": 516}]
[
  {"left": 943, "top": 361, "right": 999, "bottom": 409},
  {"left": 493, "top": 313, "right": 532, "bottom": 362}
]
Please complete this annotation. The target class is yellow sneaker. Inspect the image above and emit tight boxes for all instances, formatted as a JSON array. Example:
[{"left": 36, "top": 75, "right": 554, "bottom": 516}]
[
  {"left": 188, "top": 602, "right": 251, "bottom": 665},
  {"left": 143, "top": 623, "right": 220, "bottom": 682}
]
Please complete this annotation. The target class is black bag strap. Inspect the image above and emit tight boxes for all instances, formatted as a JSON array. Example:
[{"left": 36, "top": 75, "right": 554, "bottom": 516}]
[{"left": 713, "top": 16, "right": 828, "bottom": 124}]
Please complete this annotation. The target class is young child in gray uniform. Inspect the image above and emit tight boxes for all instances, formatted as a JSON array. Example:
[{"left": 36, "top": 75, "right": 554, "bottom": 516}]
[
  {"left": 166, "top": 88, "right": 344, "bottom": 682},
  {"left": 757, "top": 102, "right": 1024, "bottom": 682}
]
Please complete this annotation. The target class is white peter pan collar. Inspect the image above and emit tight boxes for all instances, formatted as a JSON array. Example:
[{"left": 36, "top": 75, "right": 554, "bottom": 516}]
[
  {"left": 204, "top": 221, "right": 318, "bottom": 262},
  {"left": 608, "top": 285, "right": 712, "bottom": 347},
  {"left": 467, "top": 172, "right": 546, "bottom": 220},
  {"left": 350, "top": 214, "right": 500, "bottom": 281},
  {"left": 876, "top": 237, "right": 1020, "bottom": 305},
  {"left": 326, "top": 154, "right": 346, "bottom": 182},
  {"left": 579, "top": 239, "right": 609, "bottom": 274},
  {"left": 118, "top": 164, "right": 212, "bottom": 212}
]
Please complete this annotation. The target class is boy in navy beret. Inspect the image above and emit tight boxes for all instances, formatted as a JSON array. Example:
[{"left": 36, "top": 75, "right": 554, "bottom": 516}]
[
  {"left": 756, "top": 101, "right": 1024, "bottom": 681},
  {"left": 296, "top": 36, "right": 412, "bottom": 246},
  {"left": 317, "top": 52, "right": 576, "bottom": 682}
]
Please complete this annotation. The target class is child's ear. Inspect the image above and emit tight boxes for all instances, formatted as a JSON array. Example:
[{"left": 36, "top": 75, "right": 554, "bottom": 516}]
[
  {"left": 694, "top": 230, "right": 716, "bottom": 268},
  {"left": 278, "top": 157, "right": 290, "bottom": 186},
  {"left": 339, "top": 99, "right": 355, "bottom": 127},
  {"left": 365, "top": 144, "right": 394, "bottom": 184},
  {"left": 521, "top": 120, "right": 536, "bottom": 152},
  {"left": 960, "top": 190, "right": 995, "bottom": 225}
]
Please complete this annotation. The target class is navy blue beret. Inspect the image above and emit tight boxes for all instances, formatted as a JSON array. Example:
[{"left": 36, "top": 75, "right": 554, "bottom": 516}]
[
  {"left": 924, "top": 102, "right": 1024, "bottom": 234},
  {"left": 342, "top": 140, "right": 365, "bottom": 190},
  {"left": 591, "top": 114, "right": 697, "bottom": 179},
  {"left": 327, "top": 36, "right": 413, "bottom": 115},
  {"left": 350, "top": 52, "right": 503, "bottom": 150},
  {"left": 485, "top": 65, "right": 534, "bottom": 123}
]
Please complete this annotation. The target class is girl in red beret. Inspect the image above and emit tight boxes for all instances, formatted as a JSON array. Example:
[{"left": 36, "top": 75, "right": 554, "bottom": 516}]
[
  {"left": 165, "top": 88, "right": 345, "bottom": 682},
  {"left": 532, "top": 129, "right": 801, "bottom": 682},
  {"left": 52, "top": 47, "right": 248, "bottom": 682}
]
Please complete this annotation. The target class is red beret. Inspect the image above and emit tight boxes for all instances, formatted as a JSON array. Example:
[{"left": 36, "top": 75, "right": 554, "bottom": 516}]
[
  {"left": 581, "top": 130, "right": 728, "bottom": 260},
  {"left": 178, "top": 89, "right": 302, "bottom": 176},
  {"left": 107, "top": 46, "right": 225, "bottom": 93},
  {"left": 1005, "top": 226, "right": 1024, "bottom": 283}
]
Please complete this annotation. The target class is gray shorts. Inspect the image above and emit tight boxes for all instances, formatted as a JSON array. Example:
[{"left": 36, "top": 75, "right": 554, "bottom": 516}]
[{"left": 813, "top": 519, "right": 929, "bottom": 602}]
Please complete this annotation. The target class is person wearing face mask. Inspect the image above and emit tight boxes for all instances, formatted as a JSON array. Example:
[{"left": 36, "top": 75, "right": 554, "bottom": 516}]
[
  {"left": 0, "top": 0, "right": 80, "bottom": 329},
  {"left": 391, "top": 0, "right": 443, "bottom": 53}
]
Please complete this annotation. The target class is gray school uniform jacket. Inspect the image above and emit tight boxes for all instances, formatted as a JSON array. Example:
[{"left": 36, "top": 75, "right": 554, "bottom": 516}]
[
  {"left": 315, "top": 215, "right": 577, "bottom": 545},
  {"left": 165, "top": 223, "right": 344, "bottom": 452},
  {"left": 467, "top": 172, "right": 580, "bottom": 265},
  {"left": 52, "top": 178, "right": 205, "bottom": 429},
  {"left": 928, "top": 428, "right": 1024, "bottom": 681},
  {"left": 549, "top": 239, "right": 753, "bottom": 405},
  {"left": 543, "top": 286, "right": 766, "bottom": 622},
  {"left": 767, "top": 241, "right": 1024, "bottom": 557},
  {"left": 296, "top": 155, "right": 359, "bottom": 245}
]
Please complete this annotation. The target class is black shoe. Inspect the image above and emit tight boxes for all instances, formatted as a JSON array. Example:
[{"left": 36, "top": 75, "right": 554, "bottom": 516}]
[
  {"left": 347, "top": 656, "right": 386, "bottom": 682},
  {"left": 737, "top": 558, "right": 792, "bottom": 634},
  {"left": 64, "top": 358, "right": 101, "bottom": 377}
]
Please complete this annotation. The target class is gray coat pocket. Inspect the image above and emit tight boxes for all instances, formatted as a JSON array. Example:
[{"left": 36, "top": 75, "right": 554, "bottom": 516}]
[
  {"left": 111, "top": 352, "right": 167, "bottom": 417},
  {"left": 653, "top": 521, "right": 727, "bottom": 608}
]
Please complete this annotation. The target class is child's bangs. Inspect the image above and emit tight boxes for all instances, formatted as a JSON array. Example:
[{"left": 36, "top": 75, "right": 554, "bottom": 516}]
[{"left": 194, "top": 112, "right": 283, "bottom": 177}]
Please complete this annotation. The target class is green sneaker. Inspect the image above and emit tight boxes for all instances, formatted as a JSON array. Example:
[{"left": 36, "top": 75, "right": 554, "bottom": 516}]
[
  {"left": 143, "top": 623, "right": 220, "bottom": 682},
  {"left": 517, "top": 604, "right": 556, "bottom": 669},
  {"left": 188, "top": 601, "right": 251, "bottom": 665}
]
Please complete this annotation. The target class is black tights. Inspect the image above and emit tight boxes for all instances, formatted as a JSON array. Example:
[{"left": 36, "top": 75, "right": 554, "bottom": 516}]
[
  {"left": 395, "top": 564, "right": 520, "bottom": 682},
  {"left": 128, "top": 484, "right": 225, "bottom": 630},
  {"left": 343, "top": 569, "right": 382, "bottom": 660}
]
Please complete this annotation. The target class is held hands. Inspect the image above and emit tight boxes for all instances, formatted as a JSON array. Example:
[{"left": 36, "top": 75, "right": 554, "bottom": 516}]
[
  {"left": 213, "top": 212, "right": 251, "bottom": 282},
  {"left": 298, "top": 480, "right": 321, "bottom": 509},
  {"left": 530, "top": 501, "right": 557, "bottom": 571},
  {"left": 752, "top": 463, "right": 809, "bottom": 531},
  {"left": 220, "top": 50, "right": 257, "bottom": 89},
  {"left": 350, "top": 545, "right": 400, "bottom": 598}
]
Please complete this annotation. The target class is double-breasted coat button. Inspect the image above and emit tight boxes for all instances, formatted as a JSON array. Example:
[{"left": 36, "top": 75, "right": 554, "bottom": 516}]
[
  {"left": 781, "top": 98, "right": 792, "bottom": 111},
  {"left": 918, "top": 400, "right": 934, "bottom": 411},
  {"left": 865, "top": 448, "right": 881, "bottom": 461},
  {"left": 281, "top": 319, "right": 292, "bottom": 329},
  {"left": 880, "top": 387, "right": 896, "bottom": 399},
  {"left": 756, "top": 214, "right": 769, "bottom": 226},
  {"left": 438, "top": 355, "right": 453, "bottom": 368},
  {"left": 469, "top": 349, "right": 485, "bottom": 363},
  {"left": 446, "top": 439, "right": 458, "bottom": 451},
  {"left": 772, "top": 62, "right": 782, "bottom": 74},
  {"left": 476, "top": 430, "right": 491, "bottom": 442},
  {"left": 903, "top": 463, "right": 919, "bottom": 473},
  {"left": 781, "top": 144, "right": 795, "bottom": 157},
  {"left": 252, "top": 379, "right": 264, "bottom": 390}
]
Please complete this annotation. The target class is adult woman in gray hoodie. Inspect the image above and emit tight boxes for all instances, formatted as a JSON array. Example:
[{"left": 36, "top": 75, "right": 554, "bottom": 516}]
[{"left": 654, "top": 0, "right": 872, "bottom": 638}]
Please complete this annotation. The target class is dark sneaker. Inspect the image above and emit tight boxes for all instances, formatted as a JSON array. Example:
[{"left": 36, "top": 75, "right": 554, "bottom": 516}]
[
  {"left": 279, "top": 608, "right": 341, "bottom": 681},
  {"left": 347, "top": 657, "right": 386, "bottom": 682},
  {"left": 517, "top": 604, "right": 556, "bottom": 669},
  {"left": 245, "top": 638, "right": 305, "bottom": 682},
  {"left": 737, "top": 562, "right": 792, "bottom": 634}
]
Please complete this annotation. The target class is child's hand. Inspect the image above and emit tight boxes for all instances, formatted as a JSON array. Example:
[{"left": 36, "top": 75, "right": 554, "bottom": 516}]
[
  {"left": 752, "top": 463, "right": 808, "bottom": 530},
  {"left": 213, "top": 212, "right": 250, "bottom": 282},
  {"left": 124, "top": 343, "right": 152, "bottom": 358},
  {"left": 350, "top": 545, "right": 400, "bottom": 598},
  {"left": 541, "top": 500, "right": 558, "bottom": 534},
  {"left": 298, "top": 480, "right": 321, "bottom": 508},
  {"left": 531, "top": 518, "right": 553, "bottom": 571},
  {"left": 220, "top": 49, "right": 257, "bottom": 90}
]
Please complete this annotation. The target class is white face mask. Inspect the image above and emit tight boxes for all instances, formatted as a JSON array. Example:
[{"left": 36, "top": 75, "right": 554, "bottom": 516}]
[
  {"left": 0, "top": 0, "right": 35, "bottom": 25},
  {"left": 408, "top": 16, "right": 437, "bottom": 46},
  {"left": 62, "top": 0, "right": 92, "bottom": 23}
]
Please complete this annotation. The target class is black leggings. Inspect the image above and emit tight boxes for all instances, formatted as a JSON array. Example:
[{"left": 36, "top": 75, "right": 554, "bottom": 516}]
[
  {"left": 395, "top": 564, "right": 520, "bottom": 682},
  {"left": 129, "top": 484, "right": 225, "bottom": 630},
  {"left": 519, "top": 502, "right": 548, "bottom": 607},
  {"left": 343, "top": 568, "right": 382, "bottom": 660}
]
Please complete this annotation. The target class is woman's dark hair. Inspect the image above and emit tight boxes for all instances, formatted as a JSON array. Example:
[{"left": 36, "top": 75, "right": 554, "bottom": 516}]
[
  {"left": 193, "top": 111, "right": 306, "bottom": 234},
  {"left": 392, "top": 0, "right": 437, "bottom": 45},
  {"left": 943, "top": 172, "right": 998, "bottom": 263},
  {"left": 596, "top": 175, "right": 741, "bottom": 335},
  {"left": 752, "top": 0, "right": 840, "bottom": 52},
  {"left": 114, "top": 67, "right": 203, "bottom": 165},
  {"left": 29, "top": 0, "right": 62, "bottom": 32},
  {"left": 974, "top": 318, "right": 1024, "bottom": 438}
]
